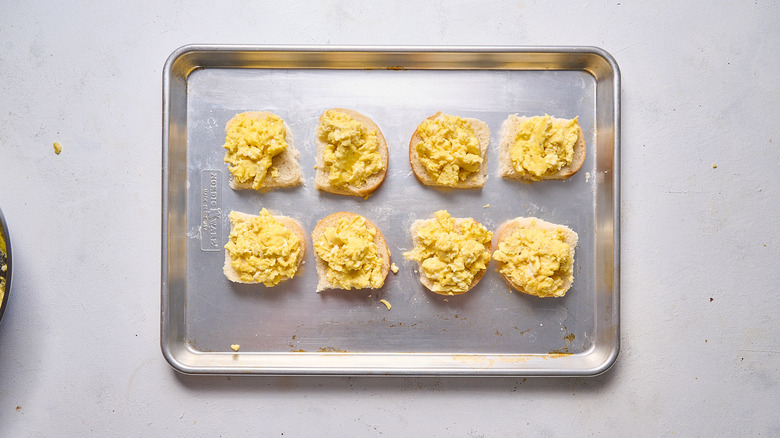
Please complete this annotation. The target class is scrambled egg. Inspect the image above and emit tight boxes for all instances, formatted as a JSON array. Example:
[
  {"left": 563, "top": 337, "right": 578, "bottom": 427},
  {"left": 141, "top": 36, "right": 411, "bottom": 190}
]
[
  {"left": 493, "top": 224, "right": 573, "bottom": 297},
  {"left": 510, "top": 114, "right": 579, "bottom": 180},
  {"left": 390, "top": 263, "right": 399, "bottom": 274},
  {"left": 404, "top": 210, "right": 492, "bottom": 294},
  {"left": 317, "top": 110, "right": 383, "bottom": 187},
  {"left": 223, "top": 112, "right": 287, "bottom": 190},
  {"left": 415, "top": 114, "right": 482, "bottom": 186},
  {"left": 224, "top": 209, "right": 302, "bottom": 286},
  {"left": 230, "top": 344, "right": 240, "bottom": 352},
  {"left": 53, "top": 142, "right": 62, "bottom": 155},
  {"left": 379, "top": 299, "right": 392, "bottom": 310},
  {"left": 314, "top": 215, "right": 383, "bottom": 289}
]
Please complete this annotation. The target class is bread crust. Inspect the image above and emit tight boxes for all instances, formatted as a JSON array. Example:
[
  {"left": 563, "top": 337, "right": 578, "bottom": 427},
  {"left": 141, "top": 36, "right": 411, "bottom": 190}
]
[
  {"left": 498, "top": 114, "right": 586, "bottom": 181},
  {"left": 223, "top": 211, "right": 306, "bottom": 285},
  {"left": 409, "top": 112, "right": 490, "bottom": 188},
  {"left": 311, "top": 212, "right": 390, "bottom": 292},
  {"left": 494, "top": 217, "right": 578, "bottom": 297},
  {"left": 225, "top": 111, "right": 303, "bottom": 190},
  {"left": 408, "top": 217, "right": 492, "bottom": 296},
  {"left": 314, "top": 108, "right": 388, "bottom": 197}
]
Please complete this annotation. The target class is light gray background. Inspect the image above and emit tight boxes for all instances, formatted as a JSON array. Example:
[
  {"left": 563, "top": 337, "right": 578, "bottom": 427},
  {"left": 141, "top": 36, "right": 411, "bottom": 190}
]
[{"left": 1, "top": 1, "right": 778, "bottom": 436}]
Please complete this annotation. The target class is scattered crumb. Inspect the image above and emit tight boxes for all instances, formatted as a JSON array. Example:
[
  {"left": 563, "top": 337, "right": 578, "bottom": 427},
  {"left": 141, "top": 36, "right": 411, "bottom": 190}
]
[
  {"left": 16, "top": 406, "right": 21, "bottom": 411},
  {"left": 379, "top": 299, "right": 392, "bottom": 310},
  {"left": 53, "top": 142, "right": 62, "bottom": 155},
  {"left": 483, "top": 204, "right": 490, "bottom": 208},
  {"left": 710, "top": 297, "right": 714, "bottom": 302},
  {"left": 230, "top": 344, "right": 240, "bottom": 352},
  {"left": 712, "top": 164, "right": 717, "bottom": 168},
  {"left": 363, "top": 194, "right": 370, "bottom": 200},
  {"left": 313, "top": 165, "right": 317, "bottom": 169},
  {"left": 585, "top": 172, "right": 591, "bottom": 182},
  {"left": 443, "top": 298, "right": 449, "bottom": 302},
  {"left": 390, "top": 263, "right": 399, "bottom": 273},
  {"left": 705, "top": 339, "right": 708, "bottom": 343}
]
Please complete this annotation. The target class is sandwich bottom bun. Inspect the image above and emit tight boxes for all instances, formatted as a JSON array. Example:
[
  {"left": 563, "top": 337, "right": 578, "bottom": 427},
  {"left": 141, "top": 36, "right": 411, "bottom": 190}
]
[
  {"left": 223, "top": 210, "right": 305, "bottom": 286},
  {"left": 311, "top": 212, "right": 390, "bottom": 292},
  {"left": 409, "top": 112, "right": 490, "bottom": 188},
  {"left": 493, "top": 217, "right": 578, "bottom": 298},
  {"left": 314, "top": 108, "right": 388, "bottom": 197},
  {"left": 403, "top": 210, "right": 492, "bottom": 296},
  {"left": 224, "top": 111, "right": 302, "bottom": 190},
  {"left": 498, "top": 114, "right": 586, "bottom": 181}
]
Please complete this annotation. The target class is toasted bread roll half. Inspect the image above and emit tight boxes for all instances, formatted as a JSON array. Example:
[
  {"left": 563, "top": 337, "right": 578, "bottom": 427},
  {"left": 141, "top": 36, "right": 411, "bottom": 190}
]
[
  {"left": 223, "top": 111, "right": 302, "bottom": 190},
  {"left": 493, "top": 217, "right": 578, "bottom": 298},
  {"left": 409, "top": 112, "right": 490, "bottom": 188},
  {"left": 311, "top": 212, "right": 390, "bottom": 291},
  {"left": 224, "top": 209, "right": 305, "bottom": 286},
  {"left": 315, "top": 108, "right": 388, "bottom": 197},
  {"left": 404, "top": 210, "right": 492, "bottom": 296},
  {"left": 499, "top": 114, "right": 586, "bottom": 181}
]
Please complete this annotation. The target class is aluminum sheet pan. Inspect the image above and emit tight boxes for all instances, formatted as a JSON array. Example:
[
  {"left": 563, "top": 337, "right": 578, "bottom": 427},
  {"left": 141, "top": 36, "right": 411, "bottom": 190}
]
[{"left": 162, "top": 45, "right": 620, "bottom": 376}]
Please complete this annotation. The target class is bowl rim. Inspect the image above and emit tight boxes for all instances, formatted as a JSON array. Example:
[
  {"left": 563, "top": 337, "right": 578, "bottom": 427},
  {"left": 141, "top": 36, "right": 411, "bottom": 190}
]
[{"left": 0, "top": 206, "right": 11, "bottom": 323}]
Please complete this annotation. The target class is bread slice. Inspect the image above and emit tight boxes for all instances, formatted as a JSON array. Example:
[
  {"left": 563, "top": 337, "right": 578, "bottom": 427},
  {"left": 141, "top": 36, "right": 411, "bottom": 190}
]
[
  {"left": 409, "top": 112, "right": 490, "bottom": 188},
  {"left": 311, "top": 212, "right": 390, "bottom": 292},
  {"left": 223, "top": 211, "right": 306, "bottom": 285},
  {"left": 408, "top": 217, "right": 492, "bottom": 296},
  {"left": 315, "top": 108, "right": 388, "bottom": 197},
  {"left": 499, "top": 114, "right": 586, "bottom": 181},
  {"left": 225, "top": 111, "right": 303, "bottom": 190},
  {"left": 494, "top": 217, "right": 578, "bottom": 297}
]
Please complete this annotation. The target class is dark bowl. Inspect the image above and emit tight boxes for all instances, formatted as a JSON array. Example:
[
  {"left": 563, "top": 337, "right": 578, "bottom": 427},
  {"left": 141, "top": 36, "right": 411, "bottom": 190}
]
[{"left": 0, "top": 206, "right": 11, "bottom": 323}]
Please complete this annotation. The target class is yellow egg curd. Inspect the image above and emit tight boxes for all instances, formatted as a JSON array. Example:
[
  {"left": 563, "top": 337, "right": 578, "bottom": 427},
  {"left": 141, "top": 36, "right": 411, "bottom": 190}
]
[
  {"left": 510, "top": 114, "right": 579, "bottom": 180},
  {"left": 415, "top": 114, "right": 482, "bottom": 186},
  {"left": 404, "top": 210, "right": 492, "bottom": 295},
  {"left": 493, "top": 224, "right": 573, "bottom": 297},
  {"left": 317, "top": 110, "right": 383, "bottom": 187},
  {"left": 314, "top": 215, "right": 383, "bottom": 289},
  {"left": 224, "top": 209, "right": 302, "bottom": 286},
  {"left": 223, "top": 112, "right": 288, "bottom": 190}
]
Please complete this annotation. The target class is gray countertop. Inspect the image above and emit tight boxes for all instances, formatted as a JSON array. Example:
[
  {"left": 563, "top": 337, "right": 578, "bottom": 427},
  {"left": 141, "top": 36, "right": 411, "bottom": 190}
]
[{"left": 1, "top": 1, "right": 778, "bottom": 435}]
